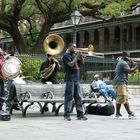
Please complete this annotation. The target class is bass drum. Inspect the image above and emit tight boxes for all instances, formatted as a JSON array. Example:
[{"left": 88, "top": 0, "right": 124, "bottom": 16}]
[
  {"left": 7, "top": 56, "right": 21, "bottom": 66},
  {"left": 1, "top": 57, "right": 21, "bottom": 79}
]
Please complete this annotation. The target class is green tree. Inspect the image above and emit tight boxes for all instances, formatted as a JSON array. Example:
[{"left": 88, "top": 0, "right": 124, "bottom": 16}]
[
  {"left": 0, "top": 0, "right": 139, "bottom": 53},
  {"left": 0, "top": 0, "right": 27, "bottom": 53}
]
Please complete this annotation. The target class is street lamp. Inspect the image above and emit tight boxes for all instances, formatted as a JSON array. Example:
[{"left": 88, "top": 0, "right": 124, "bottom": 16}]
[{"left": 70, "top": 5, "right": 82, "bottom": 44}]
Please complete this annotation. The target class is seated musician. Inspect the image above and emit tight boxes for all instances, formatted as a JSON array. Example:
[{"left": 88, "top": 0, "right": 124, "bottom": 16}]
[
  {"left": 91, "top": 74, "right": 116, "bottom": 103},
  {"left": 40, "top": 53, "right": 61, "bottom": 111},
  {"left": 40, "top": 53, "right": 61, "bottom": 84},
  {"left": 6, "top": 51, "right": 23, "bottom": 110},
  {"left": 6, "top": 75, "right": 25, "bottom": 110}
]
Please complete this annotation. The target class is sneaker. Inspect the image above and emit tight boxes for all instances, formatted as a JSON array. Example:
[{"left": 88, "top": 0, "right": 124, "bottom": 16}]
[
  {"left": 77, "top": 116, "right": 88, "bottom": 120},
  {"left": 128, "top": 112, "right": 136, "bottom": 119},
  {"left": 115, "top": 113, "right": 123, "bottom": 118},
  {"left": 64, "top": 116, "right": 71, "bottom": 121},
  {"left": 106, "top": 99, "right": 112, "bottom": 104},
  {"left": 13, "top": 105, "right": 20, "bottom": 110}
]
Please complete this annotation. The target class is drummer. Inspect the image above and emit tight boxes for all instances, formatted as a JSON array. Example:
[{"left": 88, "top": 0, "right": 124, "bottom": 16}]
[
  {"left": 0, "top": 48, "right": 7, "bottom": 110},
  {"left": 6, "top": 51, "right": 21, "bottom": 110}
]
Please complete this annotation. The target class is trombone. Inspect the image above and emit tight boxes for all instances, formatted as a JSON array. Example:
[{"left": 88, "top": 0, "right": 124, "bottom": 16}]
[
  {"left": 75, "top": 44, "right": 104, "bottom": 58},
  {"left": 117, "top": 57, "right": 140, "bottom": 63}
]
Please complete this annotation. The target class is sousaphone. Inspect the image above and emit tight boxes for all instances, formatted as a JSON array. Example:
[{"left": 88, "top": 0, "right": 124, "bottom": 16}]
[{"left": 42, "top": 34, "right": 64, "bottom": 79}]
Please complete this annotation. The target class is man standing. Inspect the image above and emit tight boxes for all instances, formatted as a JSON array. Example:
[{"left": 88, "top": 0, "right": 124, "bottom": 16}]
[
  {"left": 62, "top": 43, "right": 87, "bottom": 121},
  {"left": 113, "top": 51, "right": 139, "bottom": 118}
]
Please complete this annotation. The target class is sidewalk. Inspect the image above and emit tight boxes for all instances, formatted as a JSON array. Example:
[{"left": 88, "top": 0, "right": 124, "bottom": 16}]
[{"left": 0, "top": 97, "right": 140, "bottom": 140}]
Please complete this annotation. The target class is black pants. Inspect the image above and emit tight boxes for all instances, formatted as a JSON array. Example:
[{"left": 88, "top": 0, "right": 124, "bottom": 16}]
[{"left": 0, "top": 80, "right": 4, "bottom": 109}]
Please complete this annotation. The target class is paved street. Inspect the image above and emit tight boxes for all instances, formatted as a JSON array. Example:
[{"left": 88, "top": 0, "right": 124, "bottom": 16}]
[{"left": 0, "top": 97, "right": 140, "bottom": 140}]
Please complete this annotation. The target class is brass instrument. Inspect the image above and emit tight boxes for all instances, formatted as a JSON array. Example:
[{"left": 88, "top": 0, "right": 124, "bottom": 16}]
[
  {"left": 117, "top": 57, "right": 140, "bottom": 69},
  {"left": 42, "top": 34, "right": 64, "bottom": 79},
  {"left": 41, "top": 63, "right": 56, "bottom": 79},
  {"left": 75, "top": 44, "right": 104, "bottom": 58},
  {"left": 43, "top": 34, "right": 64, "bottom": 55},
  {"left": 127, "top": 58, "right": 140, "bottom": 69},
  {"left": 117, "top": 57, "right": 140, "bottom": 62},
  {"left": 129, "top": 58, "right": 140, "bottom": 63}
]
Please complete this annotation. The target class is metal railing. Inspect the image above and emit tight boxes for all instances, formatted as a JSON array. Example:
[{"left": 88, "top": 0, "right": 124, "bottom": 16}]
[{"left": 16, "top": 53, "right": 139, "bottom": 84}]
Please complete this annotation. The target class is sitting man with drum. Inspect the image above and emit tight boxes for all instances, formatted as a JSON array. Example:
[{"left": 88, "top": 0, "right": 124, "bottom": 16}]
[
  {"left": 5, "top": 51, "right": 22, "bottom": 110},
  {"left": 0, "top": 50, "right": 7, "bottom": 110}
]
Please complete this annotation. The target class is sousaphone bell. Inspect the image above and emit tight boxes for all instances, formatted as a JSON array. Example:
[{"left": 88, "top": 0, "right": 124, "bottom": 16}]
[{"left": 43, "top": 34, "right": 64, "bottom": 56}]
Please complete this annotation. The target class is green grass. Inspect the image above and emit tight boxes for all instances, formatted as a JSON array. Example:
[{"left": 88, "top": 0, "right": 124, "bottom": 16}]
[{"left": 128, "top": 70, "right": 140, "bottom": 85}]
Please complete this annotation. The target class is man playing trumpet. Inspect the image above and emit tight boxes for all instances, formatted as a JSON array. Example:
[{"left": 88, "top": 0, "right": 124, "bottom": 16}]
[
  {"left": 62, "top": 43, "right": 87, "bottom": 121},
  {"left": 113, "top": 51, "right": 140, "bottom": 118}
]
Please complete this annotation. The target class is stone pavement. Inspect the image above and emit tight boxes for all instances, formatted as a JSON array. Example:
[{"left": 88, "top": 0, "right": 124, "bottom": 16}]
[{"left": 0, "top": 97, "right": 140, "bottom": 140}]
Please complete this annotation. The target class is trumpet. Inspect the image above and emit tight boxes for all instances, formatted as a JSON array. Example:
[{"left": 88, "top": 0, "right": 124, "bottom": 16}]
[
  {"left": 75, "top": 44, "right": 104, "bottom": 58},
  {"left": 117, "top": 57, "right": 140, "bottom": 63},
  {"left": 117, "top": 56, "right": 140, "bottom": 69},
  {"left": 129, "top": 58, "right": 140, "bottom": 63},
  {"left": 127, "top": 57, "right": 140, "bottom": 69}
]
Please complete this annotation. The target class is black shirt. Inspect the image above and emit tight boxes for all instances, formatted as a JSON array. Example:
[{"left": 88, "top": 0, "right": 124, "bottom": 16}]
[
  {"left": 40, "top": 58, "right": 59, "bottom": 84},
  {"left": 62, "top": 53, "right": 82, "bottom": 82}
]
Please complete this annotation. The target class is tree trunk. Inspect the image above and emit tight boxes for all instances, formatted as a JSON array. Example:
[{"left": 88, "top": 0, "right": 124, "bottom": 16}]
[
  {"left": 0, "top": 16, "right": 28, "bottom": 53},
  {"left": 11, "top": 26, "right": 28, "bottom": 53},
  {"left": 35, "top": 22, "right": 52, "bottom": 53}
]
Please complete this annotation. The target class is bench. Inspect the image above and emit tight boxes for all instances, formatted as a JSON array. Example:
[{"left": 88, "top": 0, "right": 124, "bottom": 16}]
[{"left": 9, "top": 83, "right": 98, "bottom": 117}]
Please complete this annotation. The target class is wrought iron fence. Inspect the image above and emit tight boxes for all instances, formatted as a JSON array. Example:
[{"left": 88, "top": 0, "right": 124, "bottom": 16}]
[{"left": 16, "top": 53, "right": 139, "bottom": 84}]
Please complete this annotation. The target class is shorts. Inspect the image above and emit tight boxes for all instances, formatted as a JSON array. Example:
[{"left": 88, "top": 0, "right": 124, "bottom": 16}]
[{"left": 114, "top": 84, "right": 128, "bottom": 104}]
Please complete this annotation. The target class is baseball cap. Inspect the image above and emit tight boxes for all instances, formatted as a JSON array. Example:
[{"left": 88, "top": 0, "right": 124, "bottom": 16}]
[
  {"left": 94, "top": 74, "right": 100, "bottom": 78},
  {"left": 68, "top": 43, "right": 77, "bottom": 48},
  {"left": 72, "top": 44, "right": 77, "bottom": 47}
]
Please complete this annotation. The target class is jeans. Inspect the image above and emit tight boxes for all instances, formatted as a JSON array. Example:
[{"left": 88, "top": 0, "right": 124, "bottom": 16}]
[
  {"left": 0, "top": 80, "right": 4, "bottom": 109},
  {"left": 6, "top": 80, "right": 18, "bottom": 108},
  {"left": 99, "top": 87, "right": 117, "bottom": 101},
  {"left": 64, "top": 81, "right": 84, "bottom": 118}
]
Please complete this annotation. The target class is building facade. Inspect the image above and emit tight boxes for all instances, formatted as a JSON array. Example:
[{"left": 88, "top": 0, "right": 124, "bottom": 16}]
[{"left": 51, "top": 13, "right": 140, "bottom": 59}]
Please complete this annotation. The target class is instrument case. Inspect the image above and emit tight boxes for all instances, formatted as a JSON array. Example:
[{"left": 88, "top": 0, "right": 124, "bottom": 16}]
[{"left": 86, "top": 103, "right": 115, "bottom": 116}]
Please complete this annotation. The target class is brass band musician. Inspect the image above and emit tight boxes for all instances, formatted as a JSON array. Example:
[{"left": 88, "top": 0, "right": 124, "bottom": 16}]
[
  {"left": 40, "top": 53, "right": 61, "bottom": 84},
  {"left": 113, "top": 51, "right": 140, "bottom": 118},
  {"left": 0, "top": 48, "right": 8, "bottom": 110},
  {"left": 62, "top": 43, "right": 87, "bottom": 121}
]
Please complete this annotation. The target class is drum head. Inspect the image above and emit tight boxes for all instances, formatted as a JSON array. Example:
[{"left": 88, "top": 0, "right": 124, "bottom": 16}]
[
  {"left": 1, "top": 62, "right": 20, "bottom": 79},
  {"left": 8, "top": 56, "right": 21, "bottom": 66}
]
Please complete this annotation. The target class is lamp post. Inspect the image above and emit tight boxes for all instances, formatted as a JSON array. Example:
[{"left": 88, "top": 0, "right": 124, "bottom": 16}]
[{"left": 70, "top": 5, "right": 82, "bottom": 44}]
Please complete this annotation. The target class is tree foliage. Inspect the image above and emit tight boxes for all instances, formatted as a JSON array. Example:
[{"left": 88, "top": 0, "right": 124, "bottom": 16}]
[
  {"left": 0, "top": 0, "right": 139, "bottom": 53},
  {"left": 100, "top": 0, "right": 140, "bottom": 17}
]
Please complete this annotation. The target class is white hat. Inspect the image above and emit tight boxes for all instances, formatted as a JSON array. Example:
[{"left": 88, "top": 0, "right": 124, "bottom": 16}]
[
  {"left": 94, "top": 74, "right": 100, "bottom": 78},
  {"left": 73, "top": 43, "right": 77, "bottom": 47}
]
